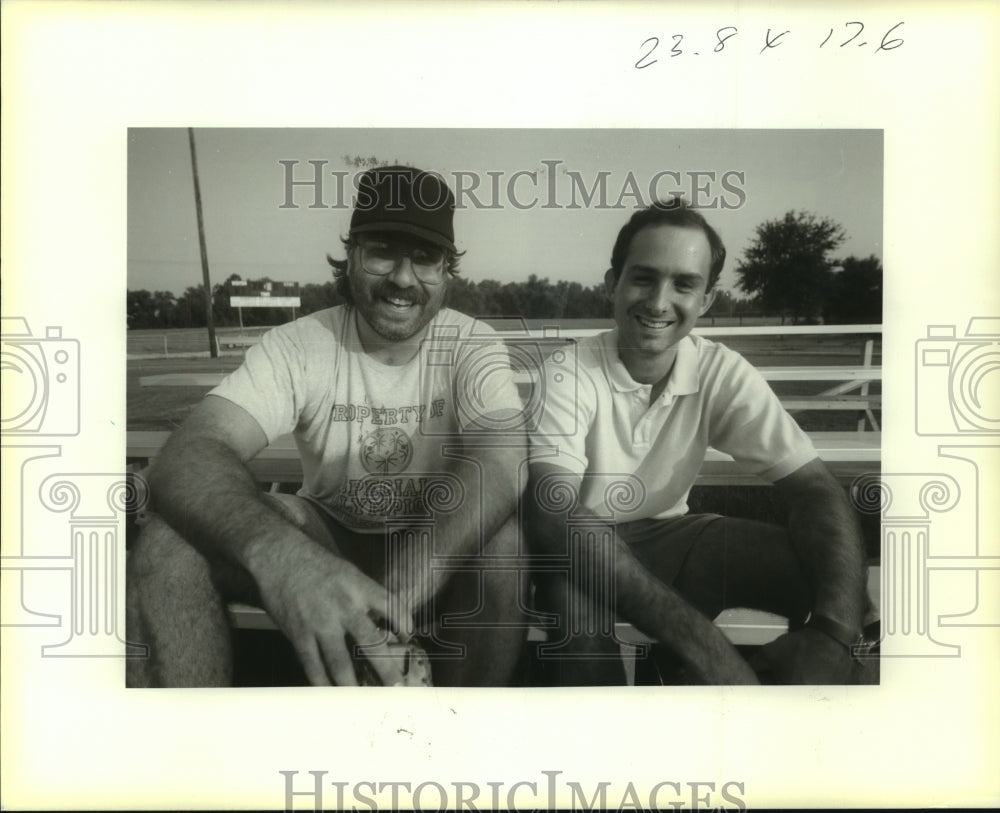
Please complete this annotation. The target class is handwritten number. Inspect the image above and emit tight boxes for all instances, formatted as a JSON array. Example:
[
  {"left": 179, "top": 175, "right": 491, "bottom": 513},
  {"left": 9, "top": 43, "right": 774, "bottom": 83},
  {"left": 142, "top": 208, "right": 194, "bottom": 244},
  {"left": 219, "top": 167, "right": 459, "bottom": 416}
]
[
  {"left": 760, "top": 28, "right": 789, "bottom": 54},
  {"left": 715, "top": 26, "right": 738, "bottom": 52},
  {"left": 840, "top": 21, "right": 864, "bottom": 47},
  {"left": 635, "top": 36, "right": 658, "bottom": 69},
  {"left": 877, "top": 21, "right": 904, "bottom": 51},
  {"left": 635, "top": 21, "right": 902, "bottom": 64}
]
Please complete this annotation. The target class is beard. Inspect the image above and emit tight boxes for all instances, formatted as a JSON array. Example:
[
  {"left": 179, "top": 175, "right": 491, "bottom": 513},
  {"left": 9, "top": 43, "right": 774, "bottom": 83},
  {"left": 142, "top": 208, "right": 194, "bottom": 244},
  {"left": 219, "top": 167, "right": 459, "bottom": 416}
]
[
  {"left": 349, "top": 273, "right": 442, "bottom": 342},
  {"left": 369, "top": 278, "right": 428, "bottom": 306}
]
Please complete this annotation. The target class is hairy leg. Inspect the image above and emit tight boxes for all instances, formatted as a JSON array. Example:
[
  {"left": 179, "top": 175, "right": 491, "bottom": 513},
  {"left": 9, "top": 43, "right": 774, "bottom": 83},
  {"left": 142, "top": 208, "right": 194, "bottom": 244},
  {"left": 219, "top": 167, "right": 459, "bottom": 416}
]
[
  {"left": 126, "top": 493, "right": 335, "bottom": 688},
  {"left": 126, "top": 513, "right": 255, "bottom": 687},
  {"left": 419, "top": 513, "right": 530, "bottom": 687},
  {"left": 530, "top": 571, "right": 628, "bottom": 686},
  {"left": 234, "top": 503, "right": 531, "bottom": 687}
]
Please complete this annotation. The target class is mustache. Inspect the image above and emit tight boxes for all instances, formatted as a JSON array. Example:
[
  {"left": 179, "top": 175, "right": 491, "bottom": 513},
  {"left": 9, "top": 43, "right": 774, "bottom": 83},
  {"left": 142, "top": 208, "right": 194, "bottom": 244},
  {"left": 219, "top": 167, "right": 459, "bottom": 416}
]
[{"left": 373, "top": 280, "right": 428, "bottom": 305}]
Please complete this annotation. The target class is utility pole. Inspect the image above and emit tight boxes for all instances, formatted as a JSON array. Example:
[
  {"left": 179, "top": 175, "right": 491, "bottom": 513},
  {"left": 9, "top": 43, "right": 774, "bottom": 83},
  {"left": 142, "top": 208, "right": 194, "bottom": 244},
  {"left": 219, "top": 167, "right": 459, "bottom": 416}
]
[{"left": 188, "top": 127, "right": 218, "bottom": 358}]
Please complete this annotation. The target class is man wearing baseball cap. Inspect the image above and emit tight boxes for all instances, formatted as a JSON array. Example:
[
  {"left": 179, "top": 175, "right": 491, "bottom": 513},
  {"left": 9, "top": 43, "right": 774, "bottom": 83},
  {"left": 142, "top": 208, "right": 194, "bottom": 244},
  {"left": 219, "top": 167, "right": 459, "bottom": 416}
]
[{"left": 128, "top": 166, "right": 528, "bottom": 687}]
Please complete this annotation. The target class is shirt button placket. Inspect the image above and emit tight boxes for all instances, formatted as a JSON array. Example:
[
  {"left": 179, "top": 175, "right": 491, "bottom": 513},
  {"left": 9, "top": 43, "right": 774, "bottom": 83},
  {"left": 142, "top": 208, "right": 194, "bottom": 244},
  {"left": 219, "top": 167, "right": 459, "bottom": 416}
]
[{"left": 634, "top": 389, "right": 652, "bottom": 446}]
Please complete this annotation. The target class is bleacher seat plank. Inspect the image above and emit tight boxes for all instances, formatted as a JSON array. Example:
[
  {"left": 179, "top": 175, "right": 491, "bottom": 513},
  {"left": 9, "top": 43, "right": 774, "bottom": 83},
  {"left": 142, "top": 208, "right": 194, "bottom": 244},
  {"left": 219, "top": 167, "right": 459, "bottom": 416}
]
[
  {"left": 756, "top": 366, "right": 881, "bottom": 382},
  {"left": 139, "top": 373, "right": 229, "bottom": 387},
  {"left": 127, "top": 429, "right": 879, "bottom": 493},
  {"left": 227, "top": 560, "right": 880, "bottom": 648},
  {"left": 782, "top": 395, "right": 881, "bottom": 411},
  {"left": 140, "top": 367, "right": 883, "bottom": 389}
]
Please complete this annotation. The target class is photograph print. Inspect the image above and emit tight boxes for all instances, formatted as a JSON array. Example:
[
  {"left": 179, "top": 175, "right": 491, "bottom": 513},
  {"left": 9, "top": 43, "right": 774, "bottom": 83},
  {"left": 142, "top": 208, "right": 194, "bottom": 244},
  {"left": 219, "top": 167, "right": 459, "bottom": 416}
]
[{"left": 126, "top": 127, "right": 883, "bottom": 688}]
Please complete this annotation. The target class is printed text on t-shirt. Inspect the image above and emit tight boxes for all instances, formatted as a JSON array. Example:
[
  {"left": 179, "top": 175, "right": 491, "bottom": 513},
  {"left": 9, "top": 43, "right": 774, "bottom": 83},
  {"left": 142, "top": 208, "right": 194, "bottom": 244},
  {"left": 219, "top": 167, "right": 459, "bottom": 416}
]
[{"left": 330, "top": 399, "right": 446, "bottom": 425}]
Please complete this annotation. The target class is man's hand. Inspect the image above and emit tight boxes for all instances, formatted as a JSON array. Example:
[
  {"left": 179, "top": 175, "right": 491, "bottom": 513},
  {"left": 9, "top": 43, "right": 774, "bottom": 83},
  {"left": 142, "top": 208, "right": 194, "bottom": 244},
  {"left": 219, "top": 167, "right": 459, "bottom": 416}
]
[
  {"left": 749, "top": 628, "right": 854, "bottom": 684},
  {"left": 253, "top": 538, "right": 415, "bottom": 687},
  {"left": 149, "top": 397, "right": 416, "bottom": 686}
]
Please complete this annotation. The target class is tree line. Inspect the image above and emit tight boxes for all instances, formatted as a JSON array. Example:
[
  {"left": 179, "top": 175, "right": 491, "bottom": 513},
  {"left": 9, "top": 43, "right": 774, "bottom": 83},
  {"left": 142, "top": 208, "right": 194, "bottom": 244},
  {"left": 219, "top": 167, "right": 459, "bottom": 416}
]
[{"left": 127, "top": 209, "right": 882, "bottom": 329}]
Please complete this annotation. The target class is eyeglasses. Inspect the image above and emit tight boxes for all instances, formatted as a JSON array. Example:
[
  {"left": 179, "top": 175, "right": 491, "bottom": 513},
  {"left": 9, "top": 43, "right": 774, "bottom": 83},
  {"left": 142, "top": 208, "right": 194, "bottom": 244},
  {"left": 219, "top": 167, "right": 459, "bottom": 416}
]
[{"left": 357, "top": 238, "right": 447, "bottom": 284}]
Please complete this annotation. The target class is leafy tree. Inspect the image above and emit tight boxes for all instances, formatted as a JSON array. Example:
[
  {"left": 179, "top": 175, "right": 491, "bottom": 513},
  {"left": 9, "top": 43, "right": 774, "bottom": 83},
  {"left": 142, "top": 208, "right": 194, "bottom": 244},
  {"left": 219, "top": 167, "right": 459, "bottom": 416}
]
[
  {"left": 823, "top": 255, "right": 883, "bottom": 324},
  {"left": 127, "top": 272, "right": 622, "bottom": 327},
  {"left": 735, "top": 211, "right": 846, "bottom": 324},
  {"left": 175, "top": 285, "right": 208, "bottom": 327},
  {"left": 299, "top": 281, "right": 345, "bottom": 315},
  {"left": 150, "top": 291, "right": 178, "bottom": 327},
  {"left": 127, "top": 289, "right": 179, "bottom": 328},
  {"left": 706, "top": 289, "right": 738, "bottom": 317},
  {"left": 127, "top": 289, "right": 154, "bottom": 329},
  {"left": 560, "top": 280, "right": 612, "bottom": 319},
  {"left": 515, "top": 274, "right": 565, "bottom": 318},
  {"left": 444, "top": 276, "right": 489, "bottom": 315}
]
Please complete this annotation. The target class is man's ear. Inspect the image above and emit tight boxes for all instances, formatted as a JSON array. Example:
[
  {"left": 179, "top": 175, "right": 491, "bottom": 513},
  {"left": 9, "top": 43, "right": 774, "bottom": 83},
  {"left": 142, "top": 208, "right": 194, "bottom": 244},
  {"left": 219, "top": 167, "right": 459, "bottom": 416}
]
[
  {"left": 698, "top": 287, "right": 717, "bottom": 317},
  {"left": 603, "top": 267, "right": 617, "bottom": 298}
]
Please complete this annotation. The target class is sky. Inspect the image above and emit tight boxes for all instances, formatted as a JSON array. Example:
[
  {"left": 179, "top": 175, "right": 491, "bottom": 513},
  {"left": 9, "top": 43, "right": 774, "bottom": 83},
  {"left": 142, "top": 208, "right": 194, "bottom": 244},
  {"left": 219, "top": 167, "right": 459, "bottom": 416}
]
[{"left": 127, "top": 128, "right": 882, "bottom": 297}]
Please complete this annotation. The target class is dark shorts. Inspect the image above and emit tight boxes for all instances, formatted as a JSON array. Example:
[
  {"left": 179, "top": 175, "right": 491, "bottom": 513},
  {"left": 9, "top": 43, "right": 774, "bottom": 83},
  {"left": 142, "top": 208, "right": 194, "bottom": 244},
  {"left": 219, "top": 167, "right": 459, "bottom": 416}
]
[
  {"left": 138, "top": 493, "right": 391, "bottom": 607},
  {"left": 268, "top": 493, "right": 390, "bottom": 582},
  {"left": 262, "top": 493, "right": 527, "bottom": 633},
  {"left": 617, "top": 512, "right": 726, "bottom": 585}
]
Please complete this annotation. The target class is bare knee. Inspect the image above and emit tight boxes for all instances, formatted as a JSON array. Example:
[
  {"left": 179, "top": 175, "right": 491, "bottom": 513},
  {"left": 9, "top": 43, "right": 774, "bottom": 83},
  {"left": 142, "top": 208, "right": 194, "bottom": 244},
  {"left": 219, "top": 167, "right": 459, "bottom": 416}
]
[
  {"left": 127, "top": 515, "right": 237, "bottom": 687},
  {"left": 484, "top": 514, "right": 529, "bottom": 618},
  {"left": 434, "top": 517, "right": 527, "bottom": 624},
  {"left": 129, "top": 514, "right": 256, "bottom": 603},
  {"left": 130, "top": 515, "right": 211, "bottom": 586}
]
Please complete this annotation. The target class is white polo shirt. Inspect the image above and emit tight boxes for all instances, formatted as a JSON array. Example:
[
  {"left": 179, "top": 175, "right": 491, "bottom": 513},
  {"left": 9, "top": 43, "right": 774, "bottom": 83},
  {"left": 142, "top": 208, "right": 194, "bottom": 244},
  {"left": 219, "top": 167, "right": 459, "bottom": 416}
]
[{"left": 530, "top": 329, "right": 818, "bottom": 522}]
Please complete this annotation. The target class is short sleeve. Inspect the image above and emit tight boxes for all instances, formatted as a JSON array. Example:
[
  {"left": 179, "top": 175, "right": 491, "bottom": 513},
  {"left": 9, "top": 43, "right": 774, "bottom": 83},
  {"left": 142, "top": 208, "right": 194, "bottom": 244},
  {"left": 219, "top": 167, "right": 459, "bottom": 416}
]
[
  {"left": 529, "top": 342, "right": 594, "bottom": 475},
  {"left": 706, "top": 352, "right": 818, "bottom": 482},
  {"left": 208, "top": 326, "right": 306, "bottom": 443},
  {"left": 452, "top": 338, "right": 526, "bottom": 432}
]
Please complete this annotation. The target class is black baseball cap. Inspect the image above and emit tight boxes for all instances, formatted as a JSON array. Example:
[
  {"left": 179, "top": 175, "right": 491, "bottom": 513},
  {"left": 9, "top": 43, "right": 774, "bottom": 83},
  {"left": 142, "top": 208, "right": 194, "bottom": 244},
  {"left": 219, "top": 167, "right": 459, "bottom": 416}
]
[{"left": 350, "top": 166, "right": 456, "bottom": 252}]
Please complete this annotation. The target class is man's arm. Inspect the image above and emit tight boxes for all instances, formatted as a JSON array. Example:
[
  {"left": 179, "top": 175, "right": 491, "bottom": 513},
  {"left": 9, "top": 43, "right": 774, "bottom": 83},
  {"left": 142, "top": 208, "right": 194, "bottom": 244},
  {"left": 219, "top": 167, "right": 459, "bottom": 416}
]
[
  {"left": 386, "top": 431, "right": 526, "bottom": 616},
  {"left": 762, "top": 456, "right": 868, "bottom": 682},
  {"left": 525, "top": 462, "right": 758, "bottom": 685},
  {"left": 147, "top": 395, "right": 412, "bottom": 686},
  {"left": 775, "top": 457, "right": 868, "bottom": 628},
  {"left": 385, "top": 336, "right": 528, "bottom": 615}
]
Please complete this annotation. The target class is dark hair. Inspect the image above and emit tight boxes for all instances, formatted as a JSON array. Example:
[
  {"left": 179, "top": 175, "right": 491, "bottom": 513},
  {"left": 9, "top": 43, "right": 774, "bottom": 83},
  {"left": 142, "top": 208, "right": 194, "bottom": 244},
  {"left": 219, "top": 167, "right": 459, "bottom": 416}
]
[
  {"left": 326, "top": 235, "right": 463, "bottom": 304},
  {"left": 608, "top": 198, "right": 726, "bottom": 291}
]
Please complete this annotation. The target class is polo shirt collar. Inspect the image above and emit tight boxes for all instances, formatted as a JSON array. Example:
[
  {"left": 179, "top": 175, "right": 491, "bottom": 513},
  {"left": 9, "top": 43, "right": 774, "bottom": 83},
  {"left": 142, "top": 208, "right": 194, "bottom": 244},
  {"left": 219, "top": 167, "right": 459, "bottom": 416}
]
[{"left": 601, "top": 329, "right": 700, "bottom": 400}]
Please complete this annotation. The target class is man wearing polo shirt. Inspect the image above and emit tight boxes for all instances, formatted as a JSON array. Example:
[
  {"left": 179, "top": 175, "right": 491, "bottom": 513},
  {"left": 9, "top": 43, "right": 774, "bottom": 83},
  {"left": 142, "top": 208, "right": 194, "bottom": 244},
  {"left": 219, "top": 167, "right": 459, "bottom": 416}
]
[
  {"left": 526, "top": 200, "right": 868, "bottom": 685},
  {"left": 128, "top": 166, "right": 527, "bottom": 688}
]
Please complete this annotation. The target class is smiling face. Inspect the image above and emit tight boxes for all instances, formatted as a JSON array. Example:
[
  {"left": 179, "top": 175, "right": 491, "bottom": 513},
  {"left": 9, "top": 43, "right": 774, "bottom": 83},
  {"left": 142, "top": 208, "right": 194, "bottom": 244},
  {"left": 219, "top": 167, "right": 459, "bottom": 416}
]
[
  {"left": 606, "top": 223, "right": 716, "bottom": 383},
  {"left": 347, "top": 233, "right": 449, "bottom": 346}
]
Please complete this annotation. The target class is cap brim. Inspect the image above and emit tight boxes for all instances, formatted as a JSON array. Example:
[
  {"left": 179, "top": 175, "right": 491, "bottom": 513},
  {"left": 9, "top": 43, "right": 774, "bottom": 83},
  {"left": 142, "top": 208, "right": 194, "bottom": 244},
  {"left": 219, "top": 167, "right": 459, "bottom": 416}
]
[{"left": 351, "top": 222, "right": 455, "bottom": 252}]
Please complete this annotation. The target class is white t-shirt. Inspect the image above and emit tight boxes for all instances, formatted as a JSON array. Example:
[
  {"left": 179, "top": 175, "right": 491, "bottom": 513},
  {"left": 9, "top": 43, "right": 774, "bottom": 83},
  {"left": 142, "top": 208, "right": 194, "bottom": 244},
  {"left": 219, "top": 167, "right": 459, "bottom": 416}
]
[
  {"left": 210, "top": 306, "right": 522, "bottom": 532},
  {"left": 530, "top": 330, "right": 818, "bottom": 522}
]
